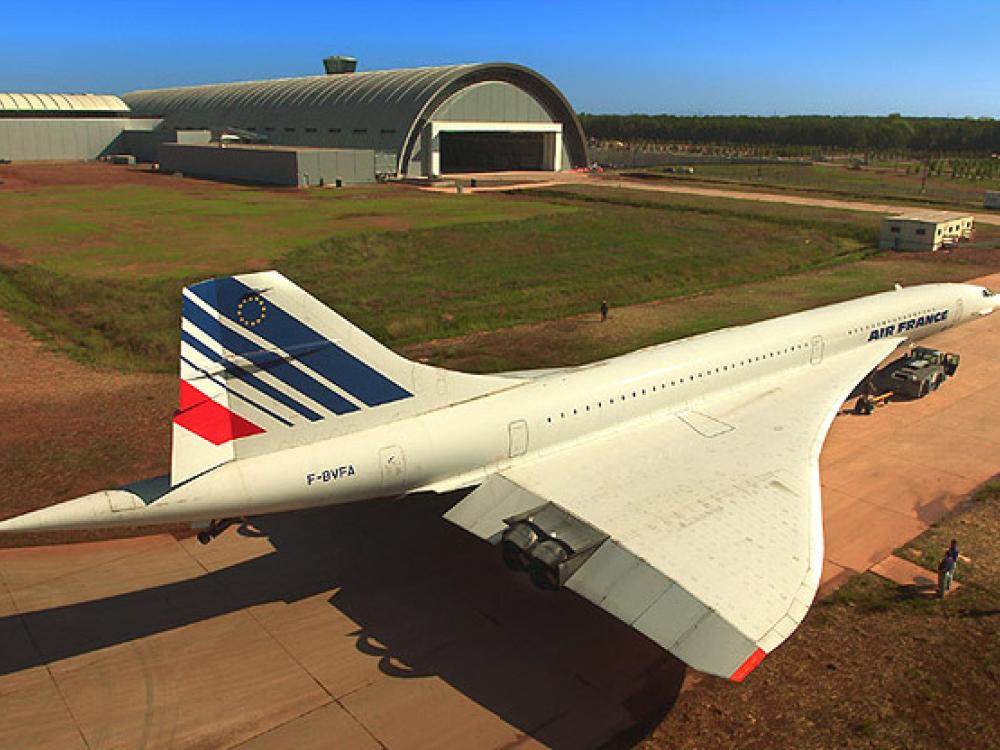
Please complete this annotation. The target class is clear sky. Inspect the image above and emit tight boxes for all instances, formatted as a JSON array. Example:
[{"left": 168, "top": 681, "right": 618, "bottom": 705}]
[{"left": 3, "top": 0, "right": 997, "bottom": 117}]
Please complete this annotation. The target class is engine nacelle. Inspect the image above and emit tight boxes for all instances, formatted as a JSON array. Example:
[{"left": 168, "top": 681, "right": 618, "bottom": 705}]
[{"left": 501, "top": 503, "right": 608, "bottom": 591}]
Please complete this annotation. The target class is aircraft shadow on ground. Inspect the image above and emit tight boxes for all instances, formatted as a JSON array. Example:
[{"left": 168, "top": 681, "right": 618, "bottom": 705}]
[{"left": 0, "top": 492, "right": 684, "bottom": 748}]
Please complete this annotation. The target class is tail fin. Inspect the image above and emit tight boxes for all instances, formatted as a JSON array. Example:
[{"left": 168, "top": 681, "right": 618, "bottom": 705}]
[{"left": 172, "top": 271, "right": 515, "bottom": 485}]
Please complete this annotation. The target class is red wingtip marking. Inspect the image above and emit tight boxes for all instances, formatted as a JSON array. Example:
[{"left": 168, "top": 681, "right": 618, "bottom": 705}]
[
  {"left": 730, "top": 648, "right": 766, "bottom": 683},
  {"left": 173, "top": 381, "right": 265, "bottom": 445}
]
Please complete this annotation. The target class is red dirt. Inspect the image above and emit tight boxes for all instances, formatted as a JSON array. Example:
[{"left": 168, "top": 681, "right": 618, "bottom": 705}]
[
  {"left": 0, "top": 311, "right": 178, "bottom": 543},
  {"left": 0, "top": 161, "right": 241, "bottom": 193}
]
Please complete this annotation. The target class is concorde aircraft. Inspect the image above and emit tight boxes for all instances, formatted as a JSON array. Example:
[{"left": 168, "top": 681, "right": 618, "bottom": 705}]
[{"left": 2, "top": 272, "right": 997, "bottom": 681}]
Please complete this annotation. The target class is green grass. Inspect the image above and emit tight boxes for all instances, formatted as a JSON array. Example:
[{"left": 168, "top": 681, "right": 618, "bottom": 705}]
[
  {"left": 0, "top": 184, "right": 573, "bottom": 278},
  {"left": 277, "top": 190, "right": 875, "bottom": 347},
  {"left": 0, "top": 180, "right": 984, "bottom": 374},
  {"left": 632, "top": 162, "right": 1000, "bottom": 209},
  {"left": 401, "top": 254, "right": 995, "bottom": 373}
]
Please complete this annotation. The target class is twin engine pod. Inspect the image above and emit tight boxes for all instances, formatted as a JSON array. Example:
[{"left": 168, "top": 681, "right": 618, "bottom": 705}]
[{"left": 500, "top": 503, "right": 608, "bottom": 591}]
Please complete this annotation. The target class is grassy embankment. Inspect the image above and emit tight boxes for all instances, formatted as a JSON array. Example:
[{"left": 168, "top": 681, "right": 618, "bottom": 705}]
[
  {"left": 0, "top": 180, "right": 996, "bottom": 374},
  {"left": 626, "top": 162, "right": 1000, "bottom": 210}
]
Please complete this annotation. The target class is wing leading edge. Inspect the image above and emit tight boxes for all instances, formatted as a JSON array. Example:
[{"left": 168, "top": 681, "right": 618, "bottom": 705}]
[{"left": 445, "top": 338, "right": 903, "bottom": 680}]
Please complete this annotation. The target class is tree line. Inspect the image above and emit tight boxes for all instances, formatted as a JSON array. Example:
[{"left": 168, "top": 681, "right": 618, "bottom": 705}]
[{"left": 578, "top": 113, "right": 1000, "bottom": 155}]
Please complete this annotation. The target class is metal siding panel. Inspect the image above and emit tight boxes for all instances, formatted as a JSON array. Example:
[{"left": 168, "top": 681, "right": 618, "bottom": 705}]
[
  {"left": 600, "top": 558, "right": 673, "bottom": 624},
  {"left": 566, "top": 541, "right": 641, "bottom": 602},
  {"left": 670, "top": 612, "right": 758, "bottom": 678},
  {"left": 432, "top": 82, "right": 555, "bottom": 125},
  {"left": 633, "top": 584, "right": 709, "bottom": 650}
]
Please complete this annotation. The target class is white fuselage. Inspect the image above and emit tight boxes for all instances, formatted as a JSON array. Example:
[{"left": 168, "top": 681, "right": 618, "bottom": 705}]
[
  {"left": 4, "top": 282, "right": 994, "bottom": 534},
  {"left": 154, "top": 282, "right": 993, "bottom": 524}
]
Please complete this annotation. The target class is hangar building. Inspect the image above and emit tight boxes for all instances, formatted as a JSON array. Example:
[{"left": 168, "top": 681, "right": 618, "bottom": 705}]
[
  {"left": 123, "top": 61, "right": 588, "bottom": 183},
  {"left": 0, "top": 93, "right": 157, "bottom": 161}
]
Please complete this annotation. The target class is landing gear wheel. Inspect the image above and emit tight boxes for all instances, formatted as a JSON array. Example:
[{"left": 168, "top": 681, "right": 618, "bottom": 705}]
[{"left": 197, "top": 530, "right": 212, "bottom": 545}]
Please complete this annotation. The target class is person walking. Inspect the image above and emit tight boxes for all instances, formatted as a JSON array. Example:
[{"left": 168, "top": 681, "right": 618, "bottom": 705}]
[
  {"left": 944, "top": 539, "right": 959, "bottom": 588},
  {"left": 600, "top": 299, "right": 609, "bottom": 322},
  {"left": 937, "top": 552, "right": 956, "bottom": 598}
]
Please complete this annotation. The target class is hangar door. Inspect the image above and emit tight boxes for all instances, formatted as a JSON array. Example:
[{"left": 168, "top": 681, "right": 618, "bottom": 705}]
[
  {"left": 427, "top": 122, "right": 563, "bottom": 176},
  {"left": 440, "top": 131, "right": 545, "bottom": 172}
]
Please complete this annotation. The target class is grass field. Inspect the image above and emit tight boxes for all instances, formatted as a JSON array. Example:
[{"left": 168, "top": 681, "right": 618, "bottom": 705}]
[
  {"left": 0, "top": 179, "right": 886, "bottom": 372},
  {"left": 0, "top": 183, "right": 572, "bottom": 278},
  {"left": 629, "top": 162, "right": 1000, "bottom": 209},
  {"left": 401, "top": 253, "right": 1000, "bottom": 372}
]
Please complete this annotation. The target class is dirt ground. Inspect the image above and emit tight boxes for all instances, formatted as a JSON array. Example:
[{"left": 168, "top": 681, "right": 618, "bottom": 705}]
[
  {"left": 0, "top": 311, "right": 177, "bottom": 543},
  {"left": 0, "top": 161, "right": 199, "bottom": 191},
  {"left": 445, "top": 168, "right": 1000, "bottom": 227},
  {"left": 639, "top": 490, "right": 1000, "bottom": 750}
]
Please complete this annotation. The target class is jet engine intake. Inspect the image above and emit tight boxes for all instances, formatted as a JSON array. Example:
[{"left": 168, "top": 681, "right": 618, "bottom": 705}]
[
  {"left": 501, "top": 503, "right": 608, "bottom": 590},
  {"left": 501, "top": 522, "right": 539, "bottom": 570}
]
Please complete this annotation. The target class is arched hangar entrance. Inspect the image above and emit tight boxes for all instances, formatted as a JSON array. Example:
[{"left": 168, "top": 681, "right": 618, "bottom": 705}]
[
  {"left": 437, "top": 123, "right": 562, "bottom": 173},
  {"left": 404, "top": 75, "right": 581, "bottom": 178}
]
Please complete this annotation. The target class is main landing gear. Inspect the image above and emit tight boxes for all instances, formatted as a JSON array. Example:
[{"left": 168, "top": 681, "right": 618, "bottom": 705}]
[{"left": 196, "top": 517, "right": 244, "bottom": 545}]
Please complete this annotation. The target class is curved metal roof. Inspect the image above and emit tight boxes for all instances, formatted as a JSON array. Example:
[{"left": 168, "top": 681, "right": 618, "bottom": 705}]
[
  {"left": 0, "top": 93, "right": 129, "bottom": 112},
  {"left": 123, "top": 63, "right": 587, "bottom": 168}
]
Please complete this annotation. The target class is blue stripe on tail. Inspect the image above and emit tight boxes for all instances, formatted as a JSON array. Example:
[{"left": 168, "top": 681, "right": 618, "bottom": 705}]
[
  {"left": 188, "top": 277, "right": 412, "bottom": 407},
  {"left": 180, "top": 355, "right": 295, "bottom": 427},
  {"left": 180, "top": 330, "right": 324, "bottom": 422},
  {"left": 182, "top": 296, "right": 359, "bottom": 417}
]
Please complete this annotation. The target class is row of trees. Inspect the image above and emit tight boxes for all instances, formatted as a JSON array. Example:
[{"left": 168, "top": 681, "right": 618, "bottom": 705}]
[{"left": 578, "top": 113, "right": 1000, "bottom": 155}]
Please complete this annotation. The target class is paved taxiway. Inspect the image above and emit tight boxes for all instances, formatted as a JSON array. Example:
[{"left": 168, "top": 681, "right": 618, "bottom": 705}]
[{"left": 2, "top": 273, "right": 999, "bottom": 749}]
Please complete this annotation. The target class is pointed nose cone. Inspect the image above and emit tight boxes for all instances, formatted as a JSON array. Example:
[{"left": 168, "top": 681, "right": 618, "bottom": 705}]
[{"left": 0, "top": 490, "right": 146, "bottom": 533}]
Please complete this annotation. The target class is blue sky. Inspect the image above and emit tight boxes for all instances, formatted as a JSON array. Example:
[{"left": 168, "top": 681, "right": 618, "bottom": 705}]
[{"left": 3, "top": 0, "right": 997, "bottom": 116}]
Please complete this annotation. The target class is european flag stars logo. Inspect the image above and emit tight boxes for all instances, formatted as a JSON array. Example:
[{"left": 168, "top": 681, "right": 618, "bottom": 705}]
[{"left": 236, "top": 293, "right": 267, "bottom": 328}]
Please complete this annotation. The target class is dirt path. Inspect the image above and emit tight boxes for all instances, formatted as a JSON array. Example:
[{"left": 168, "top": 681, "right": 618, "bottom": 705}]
[
  {"left": 440, "top": 170, "right": 1000, "bottom": 226},
  {"left": 599, "top": 177, "right": 1000, "bottom": 225},
  {"left": 0, "top": 313, "right": 174, "bottom": 523}
]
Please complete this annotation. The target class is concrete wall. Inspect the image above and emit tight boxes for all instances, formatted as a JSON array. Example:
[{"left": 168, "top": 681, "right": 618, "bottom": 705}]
[
  {"left": 0, "top": 117, "right": 160, "bottom": 161},
  {"left": 158, "top": 143, "right": 376, "bottom": 186},
  {"left": 120, "top": 128, "right": 209, "bottom": 162},
  {"left": 297, "top": 149, "right": 376, "bottom": 186}
]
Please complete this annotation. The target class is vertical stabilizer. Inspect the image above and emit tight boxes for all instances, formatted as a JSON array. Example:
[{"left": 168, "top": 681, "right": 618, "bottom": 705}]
[{"left": 171, "top": 271, "right": 517, "bottom": 485}]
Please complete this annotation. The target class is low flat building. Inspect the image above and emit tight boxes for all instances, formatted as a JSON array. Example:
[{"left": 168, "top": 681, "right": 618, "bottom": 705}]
[
  {"left": 879, "top": 211, "right": 975, "bottom": 252},
  {"left": 0, "top": 93, "right": 159, "bottom": 161},
  {"left": 158, "top": 142, "right": 370, "bottom": 187}
]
